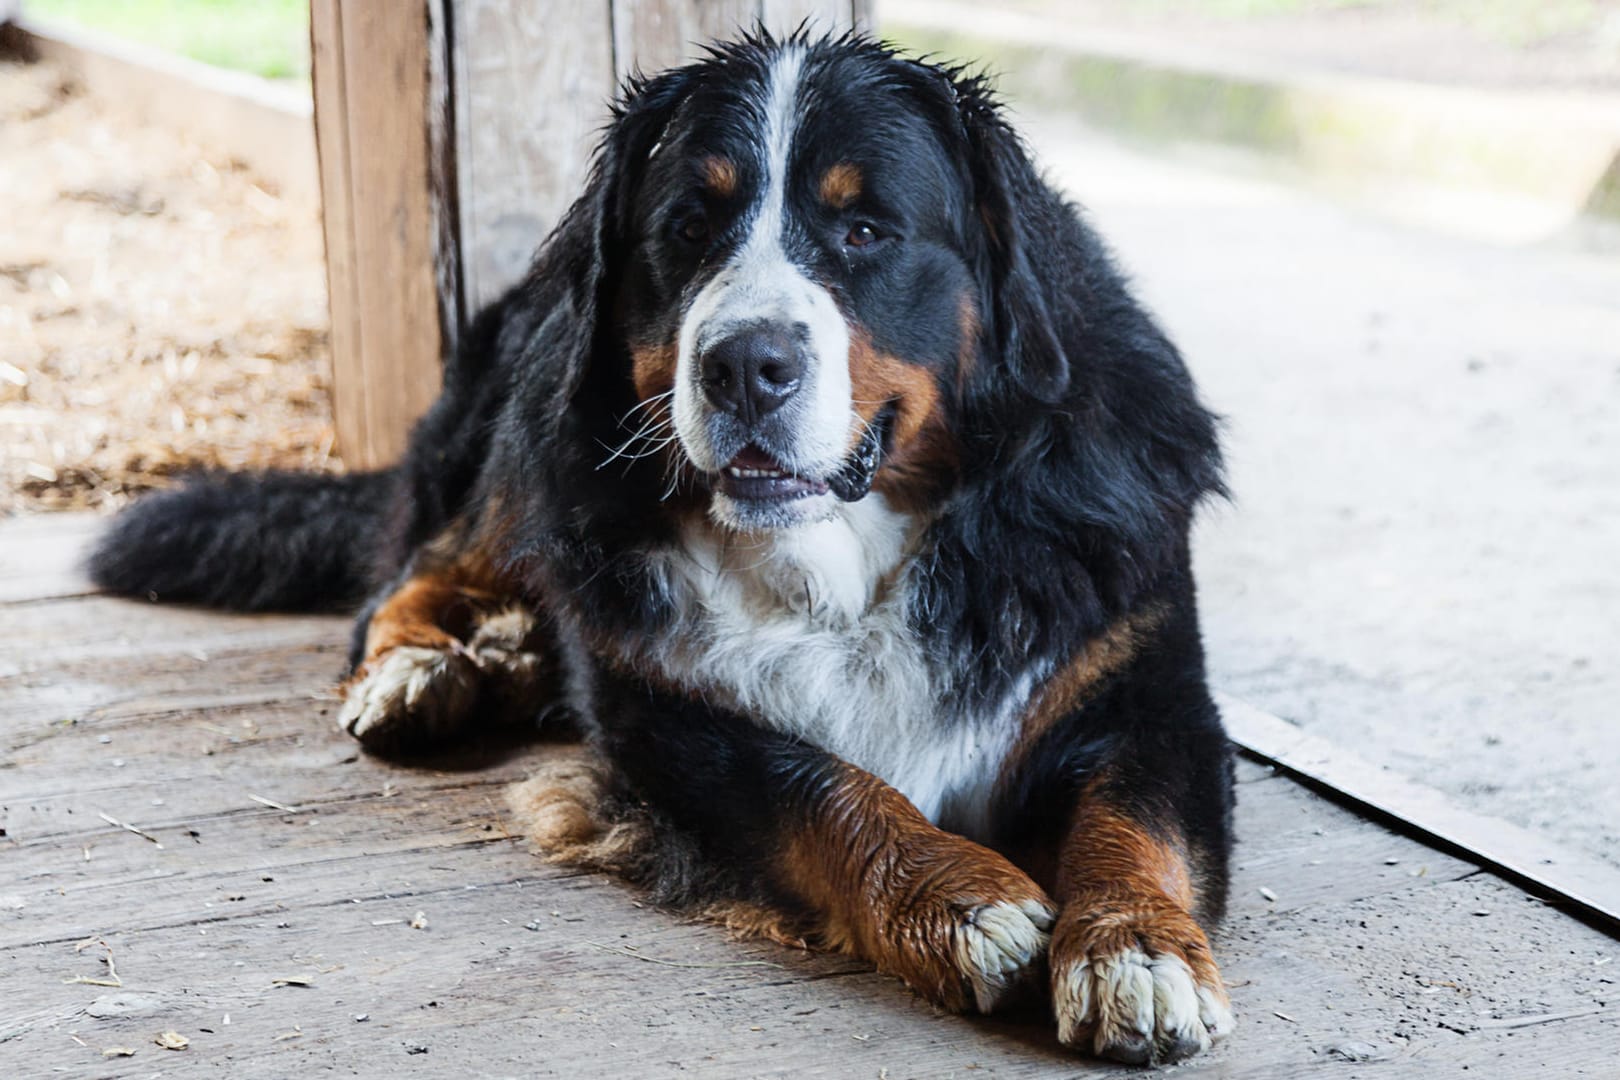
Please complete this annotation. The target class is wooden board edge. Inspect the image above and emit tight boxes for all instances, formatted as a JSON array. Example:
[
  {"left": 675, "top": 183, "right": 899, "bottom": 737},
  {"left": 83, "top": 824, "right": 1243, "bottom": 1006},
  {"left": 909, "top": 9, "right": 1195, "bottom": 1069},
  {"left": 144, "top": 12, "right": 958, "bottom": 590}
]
[{"left": 1218, "top": 691, "right": 1620, "bottom": 937}]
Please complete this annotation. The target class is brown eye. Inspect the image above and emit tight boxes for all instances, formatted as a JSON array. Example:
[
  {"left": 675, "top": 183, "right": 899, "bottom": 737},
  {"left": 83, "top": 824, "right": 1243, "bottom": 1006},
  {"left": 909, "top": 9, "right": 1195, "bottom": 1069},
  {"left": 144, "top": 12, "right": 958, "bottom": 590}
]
[
  {"left": 845, "top": 223, "right": 879, "bottom": 248},
  {"left": 677, "top": 215, "right": 709, "bottom": 245}
]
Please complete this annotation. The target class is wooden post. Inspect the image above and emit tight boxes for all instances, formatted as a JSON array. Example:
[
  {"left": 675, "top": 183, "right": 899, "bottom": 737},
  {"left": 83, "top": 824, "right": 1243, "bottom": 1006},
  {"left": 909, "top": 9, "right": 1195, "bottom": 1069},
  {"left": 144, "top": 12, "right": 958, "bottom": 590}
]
[
  {"left": 310, "top": 0, "right": 449, "bottom": 470},
  {"left": 312, "top": 0, "right": 869, "bottom": 467}
]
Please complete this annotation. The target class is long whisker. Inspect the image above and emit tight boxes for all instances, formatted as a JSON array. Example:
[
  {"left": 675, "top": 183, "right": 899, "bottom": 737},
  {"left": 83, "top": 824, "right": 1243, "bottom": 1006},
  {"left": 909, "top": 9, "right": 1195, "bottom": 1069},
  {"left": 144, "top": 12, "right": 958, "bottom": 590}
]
[
  {"left": 596, "top": 407, "right": 677, "bottom": 470},
  {"left": 618, "top": 389, "right": 676, "bottom": 426}
]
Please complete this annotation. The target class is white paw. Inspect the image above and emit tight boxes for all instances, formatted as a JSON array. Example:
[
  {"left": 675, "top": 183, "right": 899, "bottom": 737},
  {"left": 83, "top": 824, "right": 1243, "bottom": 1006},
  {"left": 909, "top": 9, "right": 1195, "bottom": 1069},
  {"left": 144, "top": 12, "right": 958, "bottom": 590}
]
[
  {"left": 954, "top": 898, "right": 1056, "bottom": 1013},
  {"left": 338, "top": 646, "right": 478, "bottom": 747},
  {"left": 1054, "top": 947, "right": 1233, "bottom": 1065}
]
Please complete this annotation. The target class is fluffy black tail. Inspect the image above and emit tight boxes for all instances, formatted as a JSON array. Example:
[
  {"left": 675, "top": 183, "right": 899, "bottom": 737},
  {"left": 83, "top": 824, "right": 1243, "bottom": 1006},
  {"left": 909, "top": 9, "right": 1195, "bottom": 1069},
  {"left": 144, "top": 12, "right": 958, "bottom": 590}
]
[{"left": 87, "top": 470, "right": 397, "bottom": 613}]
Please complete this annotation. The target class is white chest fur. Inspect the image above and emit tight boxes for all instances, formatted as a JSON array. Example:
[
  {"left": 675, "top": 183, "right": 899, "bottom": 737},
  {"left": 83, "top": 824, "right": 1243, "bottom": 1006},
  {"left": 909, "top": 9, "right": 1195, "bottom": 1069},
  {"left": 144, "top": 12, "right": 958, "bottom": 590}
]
[{"left": 640, "top": 495, "right": 1032, "bottom": 836}]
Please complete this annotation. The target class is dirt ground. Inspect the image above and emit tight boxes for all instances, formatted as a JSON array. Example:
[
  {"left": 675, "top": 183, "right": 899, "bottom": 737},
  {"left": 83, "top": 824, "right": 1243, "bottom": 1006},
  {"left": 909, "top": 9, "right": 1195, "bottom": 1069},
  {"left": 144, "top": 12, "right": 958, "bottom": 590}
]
[{"left": 0, "top": 52, "right": 338, "bottom": 516}]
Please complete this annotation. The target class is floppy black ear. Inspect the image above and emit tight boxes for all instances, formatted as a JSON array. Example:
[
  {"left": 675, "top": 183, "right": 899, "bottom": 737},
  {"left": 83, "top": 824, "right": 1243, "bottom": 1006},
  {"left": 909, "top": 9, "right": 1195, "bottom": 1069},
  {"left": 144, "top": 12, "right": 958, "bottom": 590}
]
[
  {"left": 956, "top": 81, "right": 1071, "bottom": 404},
  {"left": 529, "top": 67, "right": 695, "bottom": 401}
]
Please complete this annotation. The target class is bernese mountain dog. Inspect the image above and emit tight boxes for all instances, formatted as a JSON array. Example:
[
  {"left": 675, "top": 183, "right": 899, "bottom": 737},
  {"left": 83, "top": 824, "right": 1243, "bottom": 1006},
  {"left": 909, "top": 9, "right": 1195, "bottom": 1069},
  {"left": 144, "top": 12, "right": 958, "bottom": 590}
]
[{"left": 90, "top": 30, "right": 1234, "bottom": 1065}]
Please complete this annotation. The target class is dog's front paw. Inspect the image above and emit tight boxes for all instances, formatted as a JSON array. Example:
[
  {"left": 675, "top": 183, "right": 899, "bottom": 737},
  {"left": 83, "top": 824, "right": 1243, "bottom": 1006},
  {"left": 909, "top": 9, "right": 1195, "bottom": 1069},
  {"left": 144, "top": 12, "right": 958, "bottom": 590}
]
[
  {"left": 338, "top": 645, "right": 480, "bottom": 750},
  {"left": 464, "top": 607, "right": 551, "bottom": 710},
  {"left": 861, "top": 840, "right": 1056, "bottom": 1014},
  {"left": 1050, "top": 894, "right": 1233, "bottom": 1065},
  {"left": 948, "top": 895, "right": 1057, "bottom": 1013}
]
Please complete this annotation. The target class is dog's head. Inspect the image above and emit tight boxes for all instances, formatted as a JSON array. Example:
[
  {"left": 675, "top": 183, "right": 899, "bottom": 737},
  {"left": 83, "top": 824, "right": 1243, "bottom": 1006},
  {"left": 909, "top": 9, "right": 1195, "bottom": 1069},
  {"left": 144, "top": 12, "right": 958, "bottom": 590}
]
[{"left": 583, "top": 32, "right": 1066, "bottom": 532}]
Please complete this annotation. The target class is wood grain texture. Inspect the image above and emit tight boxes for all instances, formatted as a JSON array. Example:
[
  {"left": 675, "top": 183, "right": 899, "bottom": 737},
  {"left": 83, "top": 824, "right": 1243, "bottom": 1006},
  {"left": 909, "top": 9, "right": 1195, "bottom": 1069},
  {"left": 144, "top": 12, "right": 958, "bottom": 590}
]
[
  {"left": 760, "top": 0, "right": 864, "bottom": 37},
  {"left": 3, "top": 514, "right": 1617, "bottom": 1076},
  {"left": 310, "top": 0, "right": 443, "bottom": 469},
  {"left": 612, "top": 0, "right": 863, "bottom": 80},
  {"left": 452, "top": 0, "right": 615, "bottom": 312},
  {"left": 612, "top": 0, "right": 759, "bottom": 81}
]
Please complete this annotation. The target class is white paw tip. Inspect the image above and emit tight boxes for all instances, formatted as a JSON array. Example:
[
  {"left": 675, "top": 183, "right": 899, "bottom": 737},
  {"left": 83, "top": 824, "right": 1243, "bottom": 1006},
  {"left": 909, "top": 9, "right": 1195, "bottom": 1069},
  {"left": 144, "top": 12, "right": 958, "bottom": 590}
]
[
  {"left": 1056, "top": 949, "right": 1231, "bottom": 1065},
  {"left": 956, "top": 899, "right": 1054, "bottom": 1014},
  {"left": 338, "top": 646, "right": 472, "bottom": 742}
]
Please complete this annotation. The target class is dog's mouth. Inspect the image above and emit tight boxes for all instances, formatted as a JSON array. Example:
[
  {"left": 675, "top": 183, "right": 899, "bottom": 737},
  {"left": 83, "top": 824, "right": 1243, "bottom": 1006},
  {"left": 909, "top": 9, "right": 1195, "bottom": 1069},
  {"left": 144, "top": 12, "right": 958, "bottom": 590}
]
[
  {"left": 717, "top": 445, "right": 830, "bottom": 503},
  {"left": 827, "top": 404, "right": 893, "bottom": 503},
  {"left": 714, "top": 405, "right": 895, "bottom": 508}
]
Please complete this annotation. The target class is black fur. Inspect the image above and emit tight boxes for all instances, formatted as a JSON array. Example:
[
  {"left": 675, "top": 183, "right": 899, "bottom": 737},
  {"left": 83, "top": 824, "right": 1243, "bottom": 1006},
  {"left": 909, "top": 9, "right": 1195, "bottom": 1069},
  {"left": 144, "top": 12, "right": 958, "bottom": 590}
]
[{"left": 87, "top": 469, "right": 395, "bottom": 612}]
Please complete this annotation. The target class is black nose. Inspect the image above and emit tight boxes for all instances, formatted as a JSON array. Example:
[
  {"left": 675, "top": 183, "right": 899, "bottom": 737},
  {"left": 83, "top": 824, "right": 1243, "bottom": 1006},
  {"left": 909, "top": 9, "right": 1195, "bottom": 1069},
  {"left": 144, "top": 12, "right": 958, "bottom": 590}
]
[{"left": 699, "top": 326, "right": 804, "bottom": 424}]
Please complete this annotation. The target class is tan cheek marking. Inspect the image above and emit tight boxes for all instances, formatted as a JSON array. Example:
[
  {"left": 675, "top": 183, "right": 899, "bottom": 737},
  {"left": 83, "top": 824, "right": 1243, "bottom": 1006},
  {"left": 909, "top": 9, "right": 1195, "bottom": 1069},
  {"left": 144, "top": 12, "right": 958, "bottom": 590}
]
[
  {"left": 846, "top": 333, "right": 958, "bottom": 509},
  {"left": 846, "top": 335, "right": 942, "bottom": 450},
  {"left": 631, "top": 342, "right": 678, "bottom": 403},
  {"left": 701, "top": 155, "right": 737, "bottom": 199},
  {"left": 819, "top": 161, "right": 862, "bottom": 208}
]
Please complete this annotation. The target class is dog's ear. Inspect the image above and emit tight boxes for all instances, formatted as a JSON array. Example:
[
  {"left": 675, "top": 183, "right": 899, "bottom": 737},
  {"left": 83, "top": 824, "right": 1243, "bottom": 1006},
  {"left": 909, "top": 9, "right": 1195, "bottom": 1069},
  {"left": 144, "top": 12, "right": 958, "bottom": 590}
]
[
  {"left": 597, "top": 69, "right": 697, "bottom": 268},
  {"left": 954, "top": 78, "right": 1070, "bottom": 404},
  {"left": 538, "top": 68, "right": 695, "bottom": 400}
]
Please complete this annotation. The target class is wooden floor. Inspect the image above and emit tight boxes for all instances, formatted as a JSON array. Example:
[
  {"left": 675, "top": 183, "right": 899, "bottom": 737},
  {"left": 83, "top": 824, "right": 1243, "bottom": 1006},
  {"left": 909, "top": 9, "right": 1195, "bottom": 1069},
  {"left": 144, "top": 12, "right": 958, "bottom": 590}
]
[{"left": 2, "top": 514, "right": 1616, "bottom": 1078}]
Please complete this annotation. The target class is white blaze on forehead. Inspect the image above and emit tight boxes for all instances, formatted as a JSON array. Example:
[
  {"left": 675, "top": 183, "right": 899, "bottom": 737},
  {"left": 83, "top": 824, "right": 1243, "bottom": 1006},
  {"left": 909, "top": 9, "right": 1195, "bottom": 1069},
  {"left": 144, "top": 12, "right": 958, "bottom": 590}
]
[
  {"left": 752, "top": 43, "right": 804, "bottom": 271},
  {"left": 672, "top": 44, "right": 853, "bottom": 480}
]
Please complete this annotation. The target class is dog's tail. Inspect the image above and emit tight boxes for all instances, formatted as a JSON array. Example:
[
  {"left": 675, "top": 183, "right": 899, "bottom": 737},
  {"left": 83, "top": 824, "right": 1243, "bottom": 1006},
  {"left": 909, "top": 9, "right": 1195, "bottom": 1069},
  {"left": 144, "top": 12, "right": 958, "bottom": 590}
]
[{"left": 86, "top": 469, "right": 397, "bottom": 612}]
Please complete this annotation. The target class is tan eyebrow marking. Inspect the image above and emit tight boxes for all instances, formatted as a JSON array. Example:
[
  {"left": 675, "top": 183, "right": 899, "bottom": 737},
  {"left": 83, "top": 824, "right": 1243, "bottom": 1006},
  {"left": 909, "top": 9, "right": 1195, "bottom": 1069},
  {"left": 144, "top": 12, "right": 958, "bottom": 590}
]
[
  {"left": 700, "top": 155, "right": 738, "bottom": 198},
  {"left": 819, "top": 162, "right": 862, "bottom": 209}
]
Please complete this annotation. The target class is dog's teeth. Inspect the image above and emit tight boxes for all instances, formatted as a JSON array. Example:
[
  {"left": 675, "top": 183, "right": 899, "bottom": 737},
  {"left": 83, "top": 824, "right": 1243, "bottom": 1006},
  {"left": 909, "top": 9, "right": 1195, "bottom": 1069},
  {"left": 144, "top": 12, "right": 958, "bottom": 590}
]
[{"left": 727, "top": 467, "right": 785, "bottom": 479}]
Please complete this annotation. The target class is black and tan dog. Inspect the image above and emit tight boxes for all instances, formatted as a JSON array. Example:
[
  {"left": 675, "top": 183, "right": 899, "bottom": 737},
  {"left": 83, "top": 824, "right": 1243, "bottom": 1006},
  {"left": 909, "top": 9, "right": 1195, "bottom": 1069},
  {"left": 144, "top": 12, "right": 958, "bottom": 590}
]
[{"left": 91, "top": 30, "right": 1234, "bottom": 1064}]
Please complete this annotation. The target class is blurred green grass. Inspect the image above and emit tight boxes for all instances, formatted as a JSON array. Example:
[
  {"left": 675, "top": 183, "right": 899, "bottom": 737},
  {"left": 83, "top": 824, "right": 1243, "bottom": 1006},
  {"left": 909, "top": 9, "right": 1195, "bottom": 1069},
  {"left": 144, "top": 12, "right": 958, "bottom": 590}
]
[{"left": 26, "top": 0, "right": 310, "bottom": 79}]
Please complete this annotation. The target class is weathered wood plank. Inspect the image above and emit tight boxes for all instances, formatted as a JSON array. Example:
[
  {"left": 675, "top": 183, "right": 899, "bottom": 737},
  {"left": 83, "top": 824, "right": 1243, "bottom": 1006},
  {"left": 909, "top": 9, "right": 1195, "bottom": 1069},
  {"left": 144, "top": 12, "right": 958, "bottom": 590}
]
[
  {"left": 0, "top": 511, "right": 100, "bottom": 605},
  {"left": 760, "top": 0, "right": 864, "bottom": 36},
  {"left": 611, "top": 0, "right": 761, "bottom": 81},
  {"left": 5, "top": 769, "right": 1615, "bottom": 1077},
  {"left": 307, "top": 0, "right": 361, "bottom": 466},
  {"left": 310, "top": 0, "right": 444, "bottom": 468},
  {"left": 451, "top": 0, "right": 616, "bottom": 312},
  {"left": 0, "top": 793, "right": 543, "bottom": 952},
  {"left": 1225, "top": 775, "right": 1480, "bottom": 919}
]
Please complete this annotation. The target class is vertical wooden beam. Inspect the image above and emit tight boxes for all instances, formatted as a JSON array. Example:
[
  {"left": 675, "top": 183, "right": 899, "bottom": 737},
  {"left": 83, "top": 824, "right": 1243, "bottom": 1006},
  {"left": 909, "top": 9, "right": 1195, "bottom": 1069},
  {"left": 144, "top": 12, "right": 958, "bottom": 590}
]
[
  {"left": 760, "top": 0, "right": 867, "bottom": 37},
  {"left": 452, "top": 0, "right": 615, "bottom": 313},
  {"left": 611, "top": 0, "right": 871, "bottom": 98},
  {"left": 311, "top": 0, "right": 445, "bottom": 469},
  {"left": 611, "top": 0, "right": 759, "bottom": 78}
]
